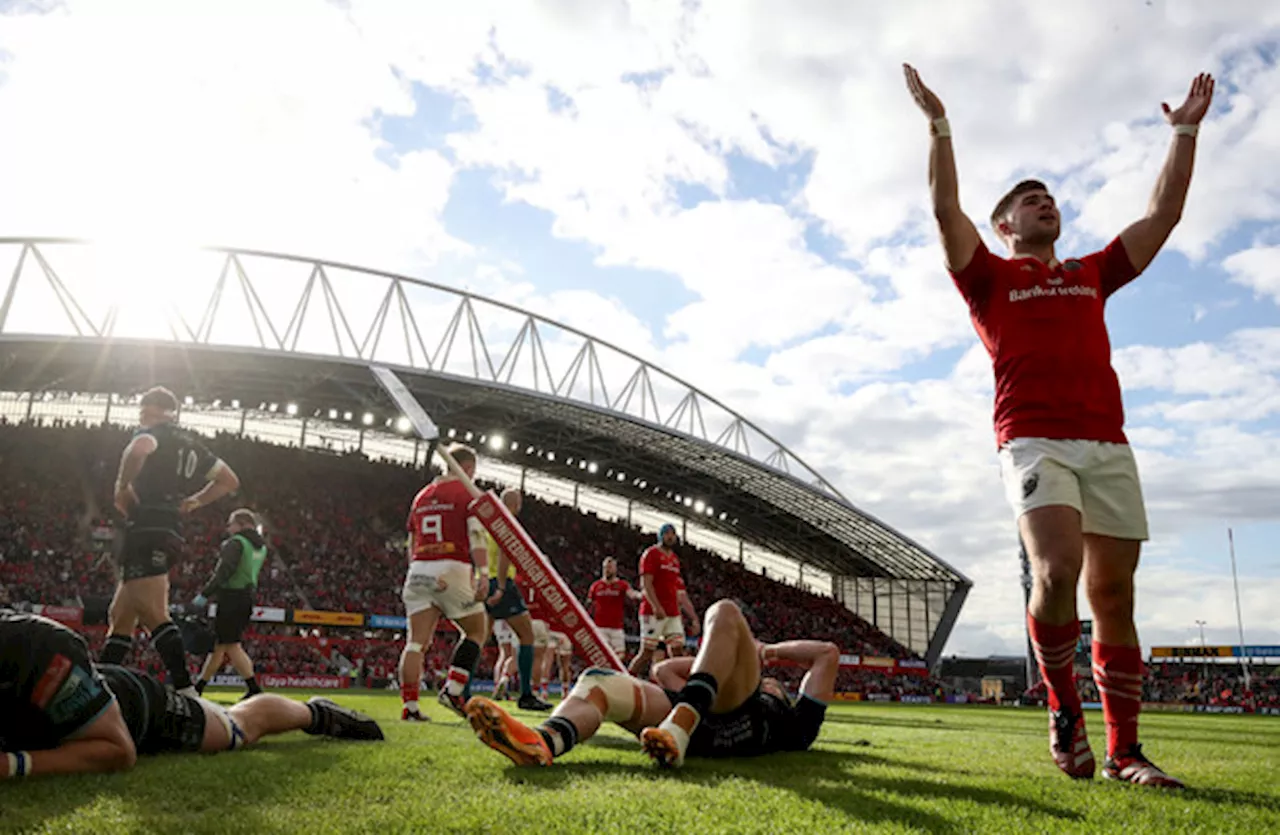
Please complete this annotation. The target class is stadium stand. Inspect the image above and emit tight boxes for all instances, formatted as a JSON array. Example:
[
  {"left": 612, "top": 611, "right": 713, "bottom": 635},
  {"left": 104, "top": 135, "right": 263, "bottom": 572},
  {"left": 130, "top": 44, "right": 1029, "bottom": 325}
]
[
  {"left": 0, "top": 420, "right": 928, "bottom": 690},
  {"left": 6, "top": 418, "right": 1277, "bottom": 709}
]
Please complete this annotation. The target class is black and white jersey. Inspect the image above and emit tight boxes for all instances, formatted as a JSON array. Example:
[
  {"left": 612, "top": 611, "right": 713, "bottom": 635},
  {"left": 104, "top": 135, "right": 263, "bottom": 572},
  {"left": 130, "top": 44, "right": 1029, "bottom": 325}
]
[
  {"left": 0, "top": 610, "right": 116, "bottom": 752},
  {"left": 127, "top": 421, "right": 221, "bottom": 530}
]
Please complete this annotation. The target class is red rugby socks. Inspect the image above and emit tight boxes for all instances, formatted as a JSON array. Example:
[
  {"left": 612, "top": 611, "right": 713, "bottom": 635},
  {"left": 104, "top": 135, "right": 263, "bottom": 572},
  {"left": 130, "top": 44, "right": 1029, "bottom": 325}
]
[{"left": 1027, "top": 613, "right": 1082, "bottom": 713}]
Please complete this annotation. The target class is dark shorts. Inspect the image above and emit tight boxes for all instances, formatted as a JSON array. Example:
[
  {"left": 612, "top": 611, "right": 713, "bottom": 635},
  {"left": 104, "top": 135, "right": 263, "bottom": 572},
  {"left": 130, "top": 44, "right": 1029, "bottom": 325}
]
[
  {"left": 485, "top": 577, "right": 528, "bottom": 620},
  {"left": 213, "top": 590, "right": 255, "bottom": 644},
  {"left": 145, "top": 687, "right": 210, "bottom": 754},
  {"left": 119, "top": 527, "right": 184, "bottom": 582},
  {"left": 98, "top": 665, "right": 209, "bottom": 755},
  {"left": 687, "top": 690, "right": 826, "bottom": 759}
]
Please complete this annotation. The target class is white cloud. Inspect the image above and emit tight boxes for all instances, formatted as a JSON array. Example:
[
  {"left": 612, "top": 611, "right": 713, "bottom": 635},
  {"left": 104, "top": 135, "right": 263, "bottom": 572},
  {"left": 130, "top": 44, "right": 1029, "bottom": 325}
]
[
  {"left": 1223, "top": 242, "right": 1280, "bottom": 304},
  {"left": 0, "top": 0, "right": 463, "bottom": 271},
  {"left": 3, "top": 0, "right": 1280, "bottom": 658}
]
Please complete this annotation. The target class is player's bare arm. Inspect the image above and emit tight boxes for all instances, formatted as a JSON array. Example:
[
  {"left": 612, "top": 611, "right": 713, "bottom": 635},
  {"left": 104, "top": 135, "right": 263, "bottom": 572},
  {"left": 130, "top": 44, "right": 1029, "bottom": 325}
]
[
  {"left": 678, "top": 590, "right": 700, "bottom": 636},
  {"left": 904, "top": 63, "right": 982, "bottom": 272},
  {"left": 179, "top": 459, "right": 240, "bottom": 515},
  {"left": 113, "top": 433, "right": 157, "bottom": 513},
  {"left": 1118, "top": 73, "right": 1215, "bottom": 273},
  {"left": 760, "top": 640, "right": 840, "bottom": 703},
  {"left": 1, "top": 703, "right": 136, "bottom": 777},
  {"left": 641, "top": 574, "right": 665, "bottom": 619}
]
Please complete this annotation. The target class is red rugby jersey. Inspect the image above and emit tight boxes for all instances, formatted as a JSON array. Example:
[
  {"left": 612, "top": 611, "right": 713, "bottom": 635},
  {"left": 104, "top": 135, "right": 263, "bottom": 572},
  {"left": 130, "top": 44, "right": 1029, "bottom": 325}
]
[
  {"left": 588, "top": 578, "right": 631, "bottom": 629},
  {"left": 638, "top": 546, "right": 682, "bottom": 617},
  {"left": 949, "top": 238, "right": 1139, "bottom": 447},
  {"left": 406, "top": 478, "right": 475, "bottom": 565}
]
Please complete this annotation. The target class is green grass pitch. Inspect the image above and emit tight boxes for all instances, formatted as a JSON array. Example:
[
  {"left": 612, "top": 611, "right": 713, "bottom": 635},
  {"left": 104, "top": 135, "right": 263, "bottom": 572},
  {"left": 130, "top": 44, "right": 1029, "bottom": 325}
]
[{"left": 3, "top": 690, "right": 1278, "bottom": 834}]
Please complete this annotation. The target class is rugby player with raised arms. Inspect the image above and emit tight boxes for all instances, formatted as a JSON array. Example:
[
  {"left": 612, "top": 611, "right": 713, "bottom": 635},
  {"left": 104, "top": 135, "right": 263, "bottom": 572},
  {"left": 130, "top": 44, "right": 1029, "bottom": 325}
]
[
  {"left": 399, "top": 443, "right": 492, "bottom": 721},
  {"left": 904, "top": 64, "right": 1215, "bottom": 788}
]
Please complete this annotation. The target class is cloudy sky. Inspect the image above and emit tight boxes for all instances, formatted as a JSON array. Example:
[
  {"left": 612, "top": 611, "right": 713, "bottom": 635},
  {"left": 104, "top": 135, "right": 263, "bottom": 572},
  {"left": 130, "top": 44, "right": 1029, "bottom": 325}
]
[{"left": 1, "top": 0, "right": 1278, "bottom": 657}]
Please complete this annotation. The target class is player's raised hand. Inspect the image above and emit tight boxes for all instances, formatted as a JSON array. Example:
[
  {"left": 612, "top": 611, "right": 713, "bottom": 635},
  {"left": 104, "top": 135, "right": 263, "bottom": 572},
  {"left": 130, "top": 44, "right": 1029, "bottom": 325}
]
[
  {"left": 903, "top": 63, "right": 946, "bottom": 120},
  {"left": 1163, "top": 72, "right": 1215, "bottom": 126}
]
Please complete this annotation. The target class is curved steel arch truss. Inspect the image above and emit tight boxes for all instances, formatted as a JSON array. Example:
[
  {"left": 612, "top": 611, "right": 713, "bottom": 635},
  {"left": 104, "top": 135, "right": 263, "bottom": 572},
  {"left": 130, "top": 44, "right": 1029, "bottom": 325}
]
[{"left": 0, "top": 237, "right": 971, "bottom": 662}]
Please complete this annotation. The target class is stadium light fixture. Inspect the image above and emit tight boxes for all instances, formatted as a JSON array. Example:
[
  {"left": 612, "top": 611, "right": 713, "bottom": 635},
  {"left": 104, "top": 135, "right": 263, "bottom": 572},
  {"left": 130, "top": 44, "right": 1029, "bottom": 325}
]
[
  {"left": 579, "top": 460, "right": 587, "bottom": 470},
  {"left": 447, "top": 428, "right": 456, "bottom": 438},
  {"left": 616, "top": 473, "right": 625, "bottom": 482},
  {"left": 464, "top": 431, "right": 473, "bottom": 441},
  {"left": 343, "top": 411, "right": 353, "bottom": 422},
  {"left": 705, "top": 507, "right": 714, "bottom": 517},
  {"left": 489, "top": 434, "right": 505, "bottom": 451},
  {"left": 587, "top": 462, "right": 598, "bottom": 474},
  {"left": 546, "top": 451, "right": 555, "bottom": 462},
  {"left": 328, "top": 409, "right": 338, "bottom": 420},
  {"left": 212, "top": 399, "right": 221, "bottom": 408},
  {"left": 362, "top": 412, "right": 374, "bottom": 426},
  {"left": 268, "top": 403, "right": 278, "bottom": 413},
  {"left": 285, "top": 403, "right": 298, "bottom": 416},
  {"left": 510, "top": 440, "right": 519, "bottom": 451},
  {"left": 719, "top": 512, "right": 727, "bottom": 520},
  {"left": 184, "top": 396, "right": 194, "bottom": 406},
  {"left": 674, "top": 494, "right": 682, "bottom": 503},
  {"left": 525, "top": 445, "right": 535, "bottom": 454},
  {"left": 639, "top": 480, "right": 647, "bottom": 489},
  {"left": 566, "top": 456, "right": 575, "bottom": 465},
  {"left": 231, "top": 400, "right": 241, "bottom": 410},
  {"left": 694, "top": 500, "right": 705, "bottom": 513},
  {"left": 396, "top": 416, "right": 412, "bottom": 433},
  {"left": 684, "top": 497, "right": 693, "bottom": 507}
]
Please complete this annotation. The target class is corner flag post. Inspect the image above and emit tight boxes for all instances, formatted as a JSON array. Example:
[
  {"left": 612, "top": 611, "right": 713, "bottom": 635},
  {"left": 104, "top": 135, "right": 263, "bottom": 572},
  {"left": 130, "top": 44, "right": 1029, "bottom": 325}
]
[{"left": 370, "top": 365, "right": 625, "bottom": 671}]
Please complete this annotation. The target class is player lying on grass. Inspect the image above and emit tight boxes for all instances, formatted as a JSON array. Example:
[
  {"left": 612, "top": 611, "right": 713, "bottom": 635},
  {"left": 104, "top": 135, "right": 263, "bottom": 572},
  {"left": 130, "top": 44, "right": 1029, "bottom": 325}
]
[
  {"left": 1, "top": 610, "right": 383, "bottom": 779},
  {"left": 465, "top": 599, "right": 836, "bottom": 767}
]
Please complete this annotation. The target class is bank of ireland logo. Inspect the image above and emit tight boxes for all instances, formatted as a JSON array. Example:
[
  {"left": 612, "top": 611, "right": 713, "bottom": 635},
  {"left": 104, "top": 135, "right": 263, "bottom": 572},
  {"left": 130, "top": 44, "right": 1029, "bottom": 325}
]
[
  {"left": 563, "top": 611, "right": 579, "bottom": 629},
  {"left": 1022, "top": 473, "right": 1039, "bottom": 500}
]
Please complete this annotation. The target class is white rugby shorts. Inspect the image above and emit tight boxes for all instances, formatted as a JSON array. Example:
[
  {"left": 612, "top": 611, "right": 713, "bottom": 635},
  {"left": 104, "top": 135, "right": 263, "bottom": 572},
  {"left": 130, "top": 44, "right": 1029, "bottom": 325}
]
[
  {"left": 402, "top": 560, "right": 484, "bottom": 620},
  {"left": 998, "top": 437, "right": 1148, "bottom": 541},
  {"left": 640, "top": 614, "right": 684, "bottom": 648},
  {"left": 599, "top": 627, "right": 626, "bottom": 655},
  {"left": 492, "top": 619, "right": 519, "bottom": 648},
  {"left": 531, "top": 619, "right": 550, "bottom": 648},
  {"left": 549, "top": 631, "right": 573, "bottom": 657}
]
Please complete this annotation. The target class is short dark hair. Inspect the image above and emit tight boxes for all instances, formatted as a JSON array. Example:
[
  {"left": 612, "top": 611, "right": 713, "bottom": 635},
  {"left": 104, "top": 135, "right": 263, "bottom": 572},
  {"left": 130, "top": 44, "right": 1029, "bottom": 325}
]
[
  {"left": 448, "top": 443, "right": 477, "bottom": 468},
  {"left": 139, "top": 386, "right": 178, "bottom": 412},
  {"left": 991, "top": 179, "right": 1049, "bottom": 229}
]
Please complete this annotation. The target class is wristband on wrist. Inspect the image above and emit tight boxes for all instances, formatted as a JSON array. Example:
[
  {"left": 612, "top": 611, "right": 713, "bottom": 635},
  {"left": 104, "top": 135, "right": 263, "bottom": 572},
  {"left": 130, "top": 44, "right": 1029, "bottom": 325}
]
[
  {"left": 5, "top": 751, "right": 29, "bottom": 778},
  {"left": 1173, "top": 123, "right": 1198, "bottom": 137},
  {"left": 931, "top": 117, "right": 951, "bottom": 138}
]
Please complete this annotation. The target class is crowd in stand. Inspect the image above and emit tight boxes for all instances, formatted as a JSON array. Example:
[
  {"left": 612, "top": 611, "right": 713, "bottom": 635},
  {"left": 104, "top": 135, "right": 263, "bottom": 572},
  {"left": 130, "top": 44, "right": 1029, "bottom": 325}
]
[
  {"left": 13, "top": 418, "right": 1277, "bottom": 709},
  {"left": 0, "top": 420, "right": 914, "bottom": 665}
]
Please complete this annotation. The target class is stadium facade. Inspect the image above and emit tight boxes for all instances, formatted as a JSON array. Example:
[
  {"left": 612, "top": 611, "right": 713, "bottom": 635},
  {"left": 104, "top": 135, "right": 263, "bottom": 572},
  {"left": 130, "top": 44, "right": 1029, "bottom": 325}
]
[{"left": 0, "top": 238, "right": 971, "bottom": 665}]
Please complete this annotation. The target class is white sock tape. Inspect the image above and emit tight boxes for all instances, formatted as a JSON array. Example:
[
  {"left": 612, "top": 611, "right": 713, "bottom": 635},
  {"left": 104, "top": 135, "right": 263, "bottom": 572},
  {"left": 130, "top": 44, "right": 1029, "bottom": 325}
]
[{"left": 4, "top": 752, "right": 16, "bottom": 778}]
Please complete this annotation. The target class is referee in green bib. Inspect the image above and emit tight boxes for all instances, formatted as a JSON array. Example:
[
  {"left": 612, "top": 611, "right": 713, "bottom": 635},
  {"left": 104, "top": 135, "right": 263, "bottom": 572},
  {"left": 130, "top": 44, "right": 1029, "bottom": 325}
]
[{"left": 192, "top": 509, "right": 268, "bottom": 700}]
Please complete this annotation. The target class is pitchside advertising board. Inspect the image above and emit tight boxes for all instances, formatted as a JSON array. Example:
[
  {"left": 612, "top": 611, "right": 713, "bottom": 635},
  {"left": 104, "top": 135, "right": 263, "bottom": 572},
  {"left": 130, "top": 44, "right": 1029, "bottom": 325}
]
[{"left": 1151, "top": 645, "right": 1280, "bottom": 658}]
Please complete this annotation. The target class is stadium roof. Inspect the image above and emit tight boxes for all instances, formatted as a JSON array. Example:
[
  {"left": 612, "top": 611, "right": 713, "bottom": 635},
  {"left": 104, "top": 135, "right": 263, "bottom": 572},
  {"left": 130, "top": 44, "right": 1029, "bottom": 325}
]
[{"left": 0, "top": 238, "right": 970, "bottom": 656}]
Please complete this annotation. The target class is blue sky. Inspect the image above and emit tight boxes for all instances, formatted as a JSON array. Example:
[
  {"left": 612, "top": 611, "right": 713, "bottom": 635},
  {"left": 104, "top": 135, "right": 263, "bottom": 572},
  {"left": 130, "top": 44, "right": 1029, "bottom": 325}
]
[{"left": 1, "top": 0, "right": 1278, "bottom": 656}]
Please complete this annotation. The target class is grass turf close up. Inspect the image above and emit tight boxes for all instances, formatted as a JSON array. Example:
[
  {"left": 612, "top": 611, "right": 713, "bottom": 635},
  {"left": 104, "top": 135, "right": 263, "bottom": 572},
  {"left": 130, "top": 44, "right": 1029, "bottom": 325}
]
[{"left": 2, "top": 689, "right": 1278, "bottom": 834}]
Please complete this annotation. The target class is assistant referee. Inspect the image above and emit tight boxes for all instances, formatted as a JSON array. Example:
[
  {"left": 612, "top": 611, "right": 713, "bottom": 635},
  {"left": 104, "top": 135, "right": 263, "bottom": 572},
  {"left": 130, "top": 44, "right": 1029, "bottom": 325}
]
[{"left": 192, "top": 509, "right": 268, "bottom": 699}]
